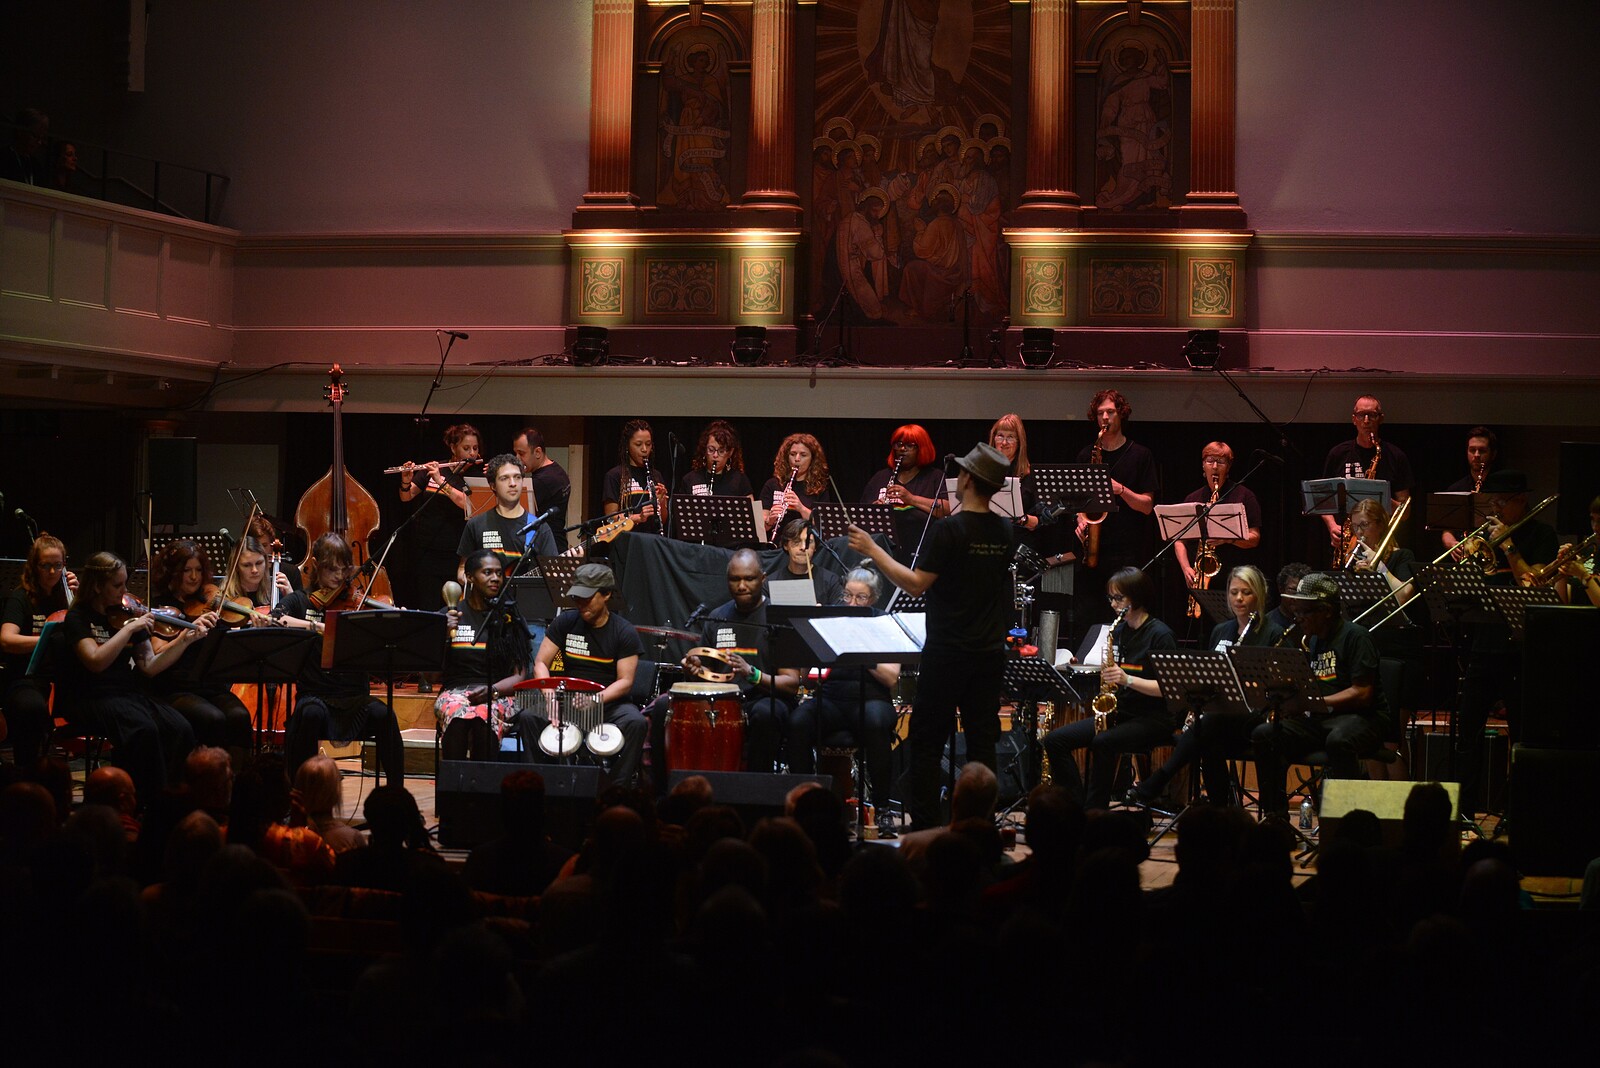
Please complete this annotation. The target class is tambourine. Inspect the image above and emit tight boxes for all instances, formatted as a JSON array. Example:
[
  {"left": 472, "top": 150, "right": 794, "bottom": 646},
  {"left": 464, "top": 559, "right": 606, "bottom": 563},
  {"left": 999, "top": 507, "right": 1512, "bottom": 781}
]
[{"left": 684, "top": 646, "right": 736, "bottom": 683}]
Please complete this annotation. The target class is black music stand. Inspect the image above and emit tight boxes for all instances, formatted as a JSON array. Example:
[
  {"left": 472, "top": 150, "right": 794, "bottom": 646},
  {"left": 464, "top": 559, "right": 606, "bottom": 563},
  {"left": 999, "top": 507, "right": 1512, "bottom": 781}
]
[
  {"left": 1301, "top": 477, "right": 1390, "bottom": 543},
  {"left": 1325, "top": 571, "right": 1398, "bottom": 618},
  {"left": 1146, "top": 649, "right": 1254, "bottom": 838},
  {"left": 1229, "top": 644, "right": 1327, "bottom": 859},
  {"left": 1186, "top": 587, "right": 1232, "bottom": 626},
  {"left": 785, "top": 606, "right": 923, "bottom": 838},
  {"left": 1483, "top": 585, "right": 1562, "bottom": 641},
  {"left": 885, "top": 588, "right": 928, "bottom": 613},
  {"left": 1425, "top": 566, "right": 1498, "bottom": 626},
  {"left": 536, "top": 556, "right": 588, "bottom": 613},
  {"left": 1425, "top": 491, "right": 1478, "bottom": 533},
  {"left": 1035, "top": 465, "right": 1119, "bottom": 521},
  {"left": 811, "top": 502, "right": 894, "bottom": 542},
  {"left": 197, "top": 627, "right": 316, "bottom": 750},
  {"left": 1155, "top": 501, "right": 1249, "bottom": 548},
  {"left": 0, "top": 558, "right": 24, "bottom": 596},
  {"left": 1001, "top": 657, "right": 1085, "bottom": 799},
  {"left": 670, "top": 494, "right": 763, "bottom": 548},
  {"left": 323, "top": 609, "right": 447, "bottom": 772}
]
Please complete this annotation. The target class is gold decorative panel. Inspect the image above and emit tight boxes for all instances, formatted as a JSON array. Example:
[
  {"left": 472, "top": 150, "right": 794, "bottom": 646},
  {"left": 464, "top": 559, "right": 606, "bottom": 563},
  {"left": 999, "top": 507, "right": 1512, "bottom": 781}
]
[
  {"left": 1188, "top": 258, "right": 1236, "bottom": 318},
  {"left": 578, "top": 258, "right": 625, "bottom": 317},
  {"left": 1089, "top": 258, "right": 1167, "bottom": 317},
  {"left": 739, "top": 257, "right": 783, "bottom": 316},
  {"left": 645, "top": 258, "right": 719, "bottom": 315},
  {"left": 1020, "top": 257, "right": 1067, "bottom": 317}
]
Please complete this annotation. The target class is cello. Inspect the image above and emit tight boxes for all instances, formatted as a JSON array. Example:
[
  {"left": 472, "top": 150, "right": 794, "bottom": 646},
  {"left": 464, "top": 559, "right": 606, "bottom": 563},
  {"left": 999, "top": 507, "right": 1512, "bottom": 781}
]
[{"left": 294, "top": 365, "right": 395, "bottom": 605}]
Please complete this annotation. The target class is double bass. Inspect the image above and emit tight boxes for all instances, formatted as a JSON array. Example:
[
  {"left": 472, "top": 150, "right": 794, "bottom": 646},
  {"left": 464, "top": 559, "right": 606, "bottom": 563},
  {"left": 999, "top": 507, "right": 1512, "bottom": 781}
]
[{"left": 294, "top": 365, "right": 394, "bottom": 604}]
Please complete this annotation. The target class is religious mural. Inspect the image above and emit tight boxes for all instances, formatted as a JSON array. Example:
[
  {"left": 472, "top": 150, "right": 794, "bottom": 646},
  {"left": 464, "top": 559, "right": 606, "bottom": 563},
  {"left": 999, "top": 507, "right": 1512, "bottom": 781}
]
[
  {"left": 656, "top": 31, "right": 733, "bottom": 212},
  {"left": 811, "top": 0, "right": 1012, "bottom": 325},
  {"left": 1092, "top": 29, "right": 1173, "bottom": 213}
]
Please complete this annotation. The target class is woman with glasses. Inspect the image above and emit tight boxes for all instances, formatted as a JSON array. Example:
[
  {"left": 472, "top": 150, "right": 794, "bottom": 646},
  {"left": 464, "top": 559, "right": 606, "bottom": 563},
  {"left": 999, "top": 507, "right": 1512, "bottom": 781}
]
[
  {"left": 677, "top": 419, "right": 754, "bottom": 499},
  {"left": 987, "top": 413, "right": 1041, "bottom": 539},
  {"left": 1040, "top": 567, "right": 1176, "bottom": 810}
]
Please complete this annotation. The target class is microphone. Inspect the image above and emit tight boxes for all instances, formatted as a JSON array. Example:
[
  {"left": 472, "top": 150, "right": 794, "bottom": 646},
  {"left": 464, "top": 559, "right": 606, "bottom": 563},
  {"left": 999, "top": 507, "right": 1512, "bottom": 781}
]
[
  {"left": 14, "top": 507, "right": 35, "bottom": 525},
  {"left": 440, "top": 329, "right": 470, "bottom": 340},
  {"left": 516, "top": 504, "right": 562, "bottom": 538},
  {"left": 685, "top": 602, "right": 708, "bottom": 628},
  {"left": 667, "top": 431, "right": 685, "bottom": 455}
]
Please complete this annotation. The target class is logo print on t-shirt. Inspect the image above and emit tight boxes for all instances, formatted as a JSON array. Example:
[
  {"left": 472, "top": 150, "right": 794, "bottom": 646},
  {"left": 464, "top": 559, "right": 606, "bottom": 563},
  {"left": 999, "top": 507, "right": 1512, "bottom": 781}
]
[{"left": 1311, "top": 649, "right": 1338, "bottom": 683}]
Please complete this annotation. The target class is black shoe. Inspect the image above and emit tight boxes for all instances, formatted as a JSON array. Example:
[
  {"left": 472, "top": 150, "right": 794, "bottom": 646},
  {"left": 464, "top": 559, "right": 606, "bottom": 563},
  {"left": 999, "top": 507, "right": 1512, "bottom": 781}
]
[{"left": 876, "top": 809, "right": 898, "bottom": 840}]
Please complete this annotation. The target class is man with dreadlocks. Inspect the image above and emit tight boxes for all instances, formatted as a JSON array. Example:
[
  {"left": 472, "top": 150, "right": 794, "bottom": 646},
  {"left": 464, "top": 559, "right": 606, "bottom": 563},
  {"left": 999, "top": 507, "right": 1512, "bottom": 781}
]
[{"left": 437, "top": 548, "right": 534, "bottom": 761}]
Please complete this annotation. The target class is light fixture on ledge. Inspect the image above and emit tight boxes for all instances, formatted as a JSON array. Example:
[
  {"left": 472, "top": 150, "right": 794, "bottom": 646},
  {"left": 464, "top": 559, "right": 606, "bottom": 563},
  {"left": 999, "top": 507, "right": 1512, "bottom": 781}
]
[
  {"left": 572, "top": 326, "right": 610, "bottom": 366},
  {"left": 730, "top": 325, "right": 769, "bottom": 367},
  {"left": 1018, "top": 327, "right": 1057, "bottom": 370},
  {"left": 1182, "top": 329, "right": 1222, "bottom": 369}
]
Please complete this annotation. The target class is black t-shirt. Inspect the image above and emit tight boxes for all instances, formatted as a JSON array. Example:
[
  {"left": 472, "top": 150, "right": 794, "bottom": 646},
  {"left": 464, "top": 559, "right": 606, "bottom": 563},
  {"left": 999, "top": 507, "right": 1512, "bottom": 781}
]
[
  {"left": 274, "top": 590, "right": 369, "bottom": 699},
  {"left": 678, "top": 469, "right": 755, "bottom": 498},
  {"left": 1303, "top": 618, "right": 1384, "bottom": 722},
  {"left": 409, "top": 467, "right": 471, "bottom": 553},
  {"left": 443, "top": 603, "right": 507, "bottom": 691},
  {"left": 457, "top": 508, "right": 560, "bottom": 571},
  {"left": 603, "top": 464, "right": 664, "bottom": 535},
  {"left": 1180, "top": 481, "right": 1262, "bottom": 575},
  {"left": 1111, "top": 614, "right": 1178, "bottom": 726},
  {"left": 700, "top": 599, "right": 779, "bottom": 697},
  {"left": 758, "top": 478, "right": 831, "bottom": 526},
  {"left": 1322, "top": 439, "right": 1414, "bottom": 494},
  {"left": 544, "top": 609, "right": 645, "bottom": 704},
  {"left": 918, "top": 510, "right": 1013, "bottom": 654},
  {"left": 148, "top": 593, "right": 213, "bottom": 692},
  {"left": 528, "top": 461, "right": 571, "bottom": 531},
  {"left": 772, "top": 565, "right": 844, "bottom": 607},
  {"left": 60, "top": 603, "right": 149, "bottom": 700},
  {"left": 1073, "top": 439, "right": 1160, "bottom": 563},
  {"left": 2, "top": 587, "right": 58, "bottom": 681},
  {"left": 1207, "top": 613, "right": 1284, "bottom": 652},
  {"left": 861, "top": 465, "right": 946, "bottom": 559}
]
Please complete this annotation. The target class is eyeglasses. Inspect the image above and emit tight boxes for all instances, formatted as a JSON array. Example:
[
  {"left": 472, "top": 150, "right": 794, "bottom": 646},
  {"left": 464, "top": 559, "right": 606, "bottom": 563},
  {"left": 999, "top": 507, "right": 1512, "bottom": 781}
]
[
  {"left": 992, "top": 433, "right": 1018, "bottom": 443},
  {"left": 1107, "top": 592, "right": 1128, "bottom": 604},
  {"left": 1352, "top": 412, "right": 1383, "bottom": 420}
]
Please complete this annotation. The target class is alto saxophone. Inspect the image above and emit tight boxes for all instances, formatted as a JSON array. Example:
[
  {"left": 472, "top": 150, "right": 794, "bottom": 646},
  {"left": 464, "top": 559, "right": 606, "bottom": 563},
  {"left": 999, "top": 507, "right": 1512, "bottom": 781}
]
[
  {"left": 1091, "top": 609, "right": 1127, "bottom": 732},
  {"left": 1189, "top": 475, "right": 1222, "bottom": 618}
]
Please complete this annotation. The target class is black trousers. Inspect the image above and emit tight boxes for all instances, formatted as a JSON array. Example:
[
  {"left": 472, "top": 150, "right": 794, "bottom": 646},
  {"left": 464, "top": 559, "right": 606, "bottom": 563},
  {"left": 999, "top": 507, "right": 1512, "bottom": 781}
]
[
  {"left": 74, "top": 692, "right": 196, "bottom": 803},
  {"left": 906, "top": 649, "right": 1004, "bottom": 830},
  {"left": 286, "top": 693, "right": 405, "bottom": 785},
  {"left": 788, "top": 694, "right": 897, "bottom": 810},
  {"left": 165, "top": 687, "right": 253, "bottom": 751},
  {"left": 2, "top": 680, "right": 52, "bottom": 768},
  {"left": 1141, "top": 710, "right": 1262, "bottom": 805},
  {"left": 1043, "top": 713, "right": 1171, "bottom": 811},
  {"left": 1250, "top": 712, "right": 1381, "bottom": 818}
]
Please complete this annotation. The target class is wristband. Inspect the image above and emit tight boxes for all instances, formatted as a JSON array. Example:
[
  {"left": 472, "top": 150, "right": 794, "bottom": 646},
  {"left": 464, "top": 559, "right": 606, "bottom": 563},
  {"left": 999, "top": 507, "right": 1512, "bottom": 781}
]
[{"left": 751, "top": 667, "right": 761, "bottom": 685}]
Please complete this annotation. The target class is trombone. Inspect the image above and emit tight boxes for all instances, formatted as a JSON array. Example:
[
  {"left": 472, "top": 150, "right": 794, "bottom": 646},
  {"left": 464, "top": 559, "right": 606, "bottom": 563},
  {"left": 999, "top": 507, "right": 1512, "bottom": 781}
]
[{"left": 1357, "top": 493, "right": 1557, "bottom": 632}]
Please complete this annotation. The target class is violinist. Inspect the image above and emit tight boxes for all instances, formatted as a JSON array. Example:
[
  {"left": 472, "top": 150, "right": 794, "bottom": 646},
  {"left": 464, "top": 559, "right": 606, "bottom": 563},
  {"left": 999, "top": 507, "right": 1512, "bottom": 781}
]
[
  {"left": 438, "top": 549, "right": 531, "bottom": 761},
  {"left": 58, "top": 551, "right": 202, "bottom": 802},
  {"left": 861, "top": 424, "right": 947, "bottom": 562},
  {"left": 246, "top": 513, "right": 302, "bottom": 592},
  {"left": 220, "top": 534, "right": 295, "bottom": 619},
  {"left": 456, "top": 453, "right": 560, "bottom": 581},
  {"left": 1, "top": 533, "right": 78, "bottom": 768},
  {"left": 677, "top": 419, "right": 755, "bottom": 499},
  {"left": 147, "top": 539, "right": 252, "bottom": 753},
  {"left": 760, "top": 433, "right": 832, "bottom": 537},
  {"left": 399, "top": 422, "right": 480, "bottom": 607},
  {"left": 276, "top": 532, "right": 405, "bottom": 786},
  {"left": 603, "top": 419, "right": 667, "bottom": 536}
]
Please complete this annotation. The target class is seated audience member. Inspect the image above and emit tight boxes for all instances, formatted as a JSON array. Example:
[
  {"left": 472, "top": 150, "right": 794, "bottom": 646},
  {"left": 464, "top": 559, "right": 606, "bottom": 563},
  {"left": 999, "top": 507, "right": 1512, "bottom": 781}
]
[
  {"left": 462, "top": 769, "right": 571, "bottom": 896},
  {"left": 334, "top": 785, "right": 447, "bottom": 891},
  {"left": 294, "top": 754, "right": 366, "bottom": 855}
]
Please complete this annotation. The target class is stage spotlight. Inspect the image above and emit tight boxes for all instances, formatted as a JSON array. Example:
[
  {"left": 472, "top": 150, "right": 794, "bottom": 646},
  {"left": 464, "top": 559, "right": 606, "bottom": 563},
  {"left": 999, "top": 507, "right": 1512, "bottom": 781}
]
[
  {"left": 1018, "top": 327, "right": 1056, "bottom": 370},
  {"left": 1182, "top": 329, "right": 1222, "bottom": 369},
  {"left": 572, "top": 326, "right": 610, "bottom": 366},
  {"left": 730, "top": 325, "right": 769, "bottom": 367}
]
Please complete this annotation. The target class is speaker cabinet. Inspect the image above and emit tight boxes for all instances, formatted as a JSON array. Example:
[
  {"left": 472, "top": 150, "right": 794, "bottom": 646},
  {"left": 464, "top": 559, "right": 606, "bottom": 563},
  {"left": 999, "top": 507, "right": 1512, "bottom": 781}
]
[
  {"left": 436, "top": 760, "right": 601, "bottom": 850},
  {"left": 667, "top": 770, "right": 831, "bottom": 825},
  {"left": 1511, "top": 746, "right": 1600, "bottom": 876},
  {"left": 1521, "top": 606, "right": 1600, "bottom": 749}
]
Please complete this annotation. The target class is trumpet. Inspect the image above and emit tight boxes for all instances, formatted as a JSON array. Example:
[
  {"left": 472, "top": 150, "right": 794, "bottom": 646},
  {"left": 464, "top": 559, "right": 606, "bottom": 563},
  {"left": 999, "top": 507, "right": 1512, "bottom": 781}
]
[
  {"left": 383, "top": 458, "right": 481, "bottom": 475},
  {"left": 1520, "top": 533, "right": 1598, "bottom": 588}
]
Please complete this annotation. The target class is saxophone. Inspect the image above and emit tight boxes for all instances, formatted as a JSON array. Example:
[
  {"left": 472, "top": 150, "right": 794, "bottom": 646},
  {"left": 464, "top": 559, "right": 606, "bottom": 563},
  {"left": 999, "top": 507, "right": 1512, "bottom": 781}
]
[
  {"left": 1339, "top": 436, "right": 1381, "bottom": 563},
  {"left": 1189, "top": 474, "right": 1222, "bottom": 618},
  {"left": 1083, "top": 430, "right": 1107, "bottom": 568},
  {"left": 1091, "top": 609, "right": 1127, "bottom": 732}
]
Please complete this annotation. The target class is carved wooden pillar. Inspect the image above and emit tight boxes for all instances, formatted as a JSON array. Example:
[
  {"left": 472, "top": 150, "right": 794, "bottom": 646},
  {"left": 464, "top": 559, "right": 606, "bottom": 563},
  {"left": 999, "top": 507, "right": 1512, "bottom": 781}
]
[
  {"left": 579, "top": 0, "right": 638, "bottom": 211},
  {"left": 1179, "top": 0, "right": 1246, "bottom": 225},
  {"left": 741, "top": 0, "right": 801, "bottom": 213},
  {"left": 1017, "top": 0, "right": 1081, "bottom": 222}
]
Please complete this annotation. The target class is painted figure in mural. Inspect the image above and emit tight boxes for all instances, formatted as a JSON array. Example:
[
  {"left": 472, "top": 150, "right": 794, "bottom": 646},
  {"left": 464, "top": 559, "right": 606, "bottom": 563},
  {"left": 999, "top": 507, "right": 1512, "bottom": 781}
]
[
  {"left": 658, "top": 42, "right": 731, "bottom": 211},
  {"left": 838, "top": 188, "right": 891, "bottom": 321},
  {"left": 1095, "top": 39, "right": 1172, "bottom": 211},
  {"left": 864, "top": 0, "right": 942, "bottom": 113},
  {"left": 957, "top": 140, "right": 1005, "bottom": 316},
  {"left": 899, "top": 184, "right": 967, "bottom": 319},
  {"left": 810, "top": 139, "right": 841, "bottom": 309}
]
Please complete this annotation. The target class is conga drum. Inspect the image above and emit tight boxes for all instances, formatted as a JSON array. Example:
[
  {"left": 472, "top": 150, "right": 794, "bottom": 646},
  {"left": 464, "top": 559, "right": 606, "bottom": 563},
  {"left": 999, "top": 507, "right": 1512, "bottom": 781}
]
[{"left": 666, "top": 682, "right": 746, "bottom": 772}]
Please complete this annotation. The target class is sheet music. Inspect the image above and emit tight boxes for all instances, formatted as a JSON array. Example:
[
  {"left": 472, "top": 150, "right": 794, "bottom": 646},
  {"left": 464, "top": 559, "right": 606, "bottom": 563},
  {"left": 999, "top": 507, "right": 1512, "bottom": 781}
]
[
  {"left": 767, "top": 578, "right": 816, "bottom": 606},
  {"left": 807, "top": 614, "right": 925, "bottom": 656}
]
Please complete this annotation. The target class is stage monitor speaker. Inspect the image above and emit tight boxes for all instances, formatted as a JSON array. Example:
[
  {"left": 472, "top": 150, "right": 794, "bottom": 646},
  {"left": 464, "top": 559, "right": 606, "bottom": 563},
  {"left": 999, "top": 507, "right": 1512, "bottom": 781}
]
[
  {"left": 1511, "top": 746, "right": 1600, "bottom": 876},
  {"left": 436, "top": 760, "right": 601, "bottom": 850},
  {"left": 147, "top": 437, "right": 198, "bottom": 527},
  {"left": 668, "top": 770, "right": 830, "bottom": 825},
  {"left": 1321, "top": 779, "right": 1459, "bottom": 847},
  {"left": 1521, "top": 605, "right": 1600, "bottom": 749},
  {"left": 1409, "top": 729, "right": 1507, "bottom": 813}
]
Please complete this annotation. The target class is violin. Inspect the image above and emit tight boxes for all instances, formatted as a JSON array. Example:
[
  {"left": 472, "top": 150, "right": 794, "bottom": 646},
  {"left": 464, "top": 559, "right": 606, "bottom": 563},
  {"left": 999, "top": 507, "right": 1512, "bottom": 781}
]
[
  {"left": 191, "top": 584, "right": 272, "bottom": 626},
  {"left": 108, "top": 594, "right": 203, "bottom": 639},
  {"left": 308, "top": 561, "right": 397, "bottom": 613}
]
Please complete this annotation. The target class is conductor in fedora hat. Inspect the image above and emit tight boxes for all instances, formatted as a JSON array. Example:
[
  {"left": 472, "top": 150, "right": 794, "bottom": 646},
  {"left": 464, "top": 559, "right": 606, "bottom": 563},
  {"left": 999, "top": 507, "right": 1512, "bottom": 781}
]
[{"left": 849, "top": 443, "right": 1015, "bottom": 830}]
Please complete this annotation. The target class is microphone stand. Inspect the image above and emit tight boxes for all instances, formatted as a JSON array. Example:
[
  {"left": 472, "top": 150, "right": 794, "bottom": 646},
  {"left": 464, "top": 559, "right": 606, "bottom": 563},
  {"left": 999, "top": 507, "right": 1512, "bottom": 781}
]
[
  {"left": 803, "top": 283, "right": 852, "bottom": 367},
  {"left": 417, "top": 331, "right": 461, "bottom": 430},
  {"left": 946, "top": 288, "right": 977, "bottom": 368},
  {"left": 364, "top": 458, "right": 487, "bottom": 610},
  {"left": 909, "top": 455, "right": 958, "bottom": 570},
  {"left": 1211, "top": 364, "right": 1302, "bottom": 464}
]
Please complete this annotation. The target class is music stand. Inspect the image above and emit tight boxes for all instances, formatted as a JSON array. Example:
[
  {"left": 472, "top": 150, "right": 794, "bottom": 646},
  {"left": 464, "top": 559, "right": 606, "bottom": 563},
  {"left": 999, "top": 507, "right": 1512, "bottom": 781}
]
[
  {"left": 885, "top": 587, "right": 928, "bottom": 613},
  {"left": 197, "top": 627, "right": 315, "bottom": 750},
  {"left": 1034, "top": 465, "right": 1118, "bottom": 520},
  {"left": 1155, "top": 502, "right": 1249, "bottom": 547},
  {"left": 1229, "top": 644, "right": 1326, "bottom": 859},
  {"left": 1186, "top": 587, "right": 1232, "bottom": 626},
  {"left": 811, "top": 502, "right": 894, "bottom": 542},
  {"left": 323, "top": 609, "right": 448, "bottom": 773},
  {"left": 670, "top": 494, "right": 763, "bottom": 548},
  {"left": 1483, "top": 585, "right": 1562, "bottom": 641},
  {"left": 0, "top": 558, "right": 24, "bottom": 595},
  {"left": 1325, "top": 571, "right": 1397, "bottom": 618},
  {"left": 1301, "top": 477, "right": 1390, "bottom": 531},
  {"left": 536, "top": 555, "right": 588, "bottom": 613},
  {"left": 945, "top": 476, "right": 1024, "bottom": 519},
  {"left": 1425, "top": 566, "right": 1498, "bottom": 626},
  {"left": 1147, "top": 649, "right": 1254, "bottom": 835},
  {"left": 1001, "top": 657, "right": 1086, "bottom": 797},
  {"left": 1425, "top": 491, "right": 1477, "bottom": 533}
]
